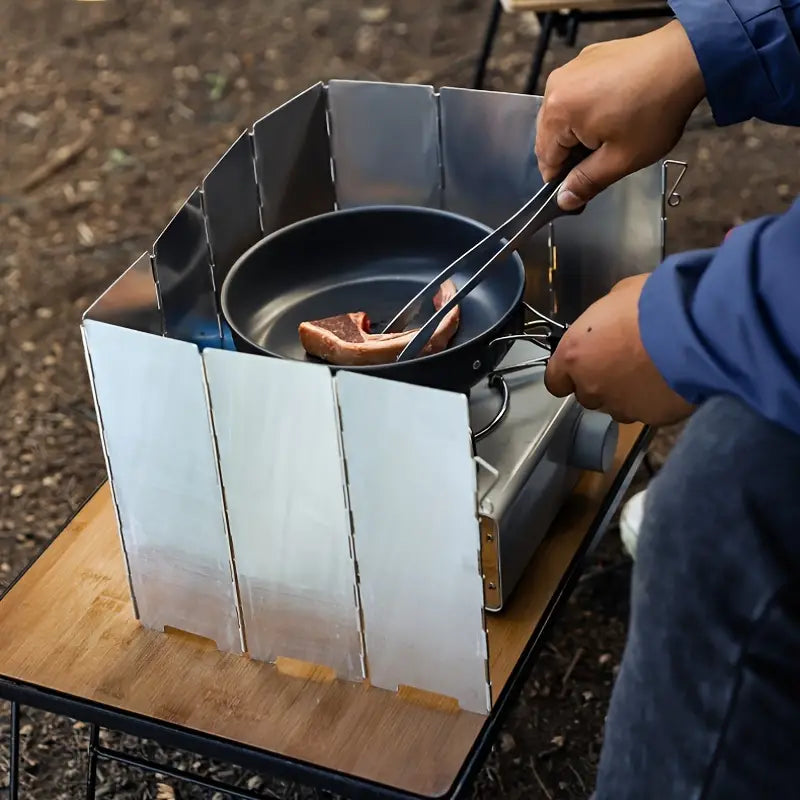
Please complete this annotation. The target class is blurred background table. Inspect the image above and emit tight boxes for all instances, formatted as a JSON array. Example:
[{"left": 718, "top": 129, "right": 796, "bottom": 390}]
[{"left": 473, "top": 0, "right": 672, "bottom": 93}]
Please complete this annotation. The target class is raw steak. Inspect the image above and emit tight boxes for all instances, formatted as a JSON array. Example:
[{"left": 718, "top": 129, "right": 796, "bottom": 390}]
[{"left": 298, "top": 279, "right": 461, "bottom": 366}]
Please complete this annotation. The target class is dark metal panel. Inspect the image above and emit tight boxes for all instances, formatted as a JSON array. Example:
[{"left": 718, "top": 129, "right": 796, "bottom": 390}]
[
  {"left": 82, "top": 251, "right": 162, "bottom": 335},
  {"left": 203, "top": 130, "right": 263, "bottom": 291},
  {"left": 551, "top": 163, "right": 661, "bottom": 323},
  {"left": 439, "top": 87, "right": 550, "bottom": 313},
  {"left": 152, "top": 188, "right": 220, "bottom": 346},
  {"left": 252, "top": 82, "right": 335, "bottom": 235},
  {"left": 327, "top": 80, "right": 441, "bottom": 209}
]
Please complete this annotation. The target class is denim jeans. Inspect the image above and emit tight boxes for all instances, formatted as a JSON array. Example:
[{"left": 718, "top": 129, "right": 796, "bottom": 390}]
[{"left": 594, "top": 396, "right": 800, "bottom": 800}]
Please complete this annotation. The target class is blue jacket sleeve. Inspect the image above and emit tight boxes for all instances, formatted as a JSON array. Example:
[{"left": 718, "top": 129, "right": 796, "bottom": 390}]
[
  {"left": 633, "top": 3, "right": 800, "bottom": 432},
  {"left": 669, "top": 0, "right": 800, "bottom": 126},
  {"left": 639, "top": 198, "right": 800, "bottom": 435}
]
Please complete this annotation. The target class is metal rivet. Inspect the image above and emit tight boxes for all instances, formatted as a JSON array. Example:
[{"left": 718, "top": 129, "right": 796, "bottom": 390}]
[
  {"left": 488, "top": 582, "right": 497, "bottom": 590},
  {"left": 486, "top": 533, "right": 494, "bottom": 541},
  {"left": 473, "top": 360, "right": 481, "bottom": 370}
]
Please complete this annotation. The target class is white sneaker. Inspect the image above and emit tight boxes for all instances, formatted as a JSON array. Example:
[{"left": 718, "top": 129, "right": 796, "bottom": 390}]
[{"left": 619, "top": 489, "right": 647, "bottom": 560}]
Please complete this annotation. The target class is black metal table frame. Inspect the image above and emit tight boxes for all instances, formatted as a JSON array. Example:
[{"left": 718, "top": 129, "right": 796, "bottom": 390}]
[
  {"left": 0, "top": 427, "right": 652, "bottom": 800},
  {"left": 473, "top": 1, "right": 674, "bottom": 95}
]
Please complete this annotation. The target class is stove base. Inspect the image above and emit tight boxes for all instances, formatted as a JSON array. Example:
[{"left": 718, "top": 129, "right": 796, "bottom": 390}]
[{"left": 470, "top": 343, "right": 617, "bottom": 611}]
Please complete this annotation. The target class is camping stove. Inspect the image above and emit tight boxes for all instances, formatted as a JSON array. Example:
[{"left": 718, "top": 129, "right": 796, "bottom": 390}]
[
  {"left": 469, "top": 341, "right": 618, "bottom": 612},
  {"left": 81, "top": 80, "right": 685, "bottom": 716}
]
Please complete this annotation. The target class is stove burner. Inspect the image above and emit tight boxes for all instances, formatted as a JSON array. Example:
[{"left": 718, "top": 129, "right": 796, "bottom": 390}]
[{"left": 472, "top": 374, "right": 509, "bottom": 442}]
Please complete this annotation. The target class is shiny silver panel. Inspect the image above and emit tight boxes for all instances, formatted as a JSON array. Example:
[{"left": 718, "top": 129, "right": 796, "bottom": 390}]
[
  {"left": 152, "top": 187, "right": 220, "bottom": 346},
  {"left": 327, "top": 80, "right": 441, "bottom": 209},
  {"left": 438, "top": 88, "right": 550, "bottom": 310},
  {"left": 80, "top": 329, "right": 137, "bottom": 618},
  {"left": 252, "top": 82, "right": 336, "bottom": 235},
  {"left": 202, "top": 130, "right": 263, "bottom": 291},
  {"left": 336, "top": 372, "right": 490, "bottom": 714},
  {"left": 83, "top": 251, "right": 162, "bottom": 334},
  {"left": 81, "top": 321, "right": 242, "bottom": 653},
  {"left": 81, "top": 252, "right": 164, "bottom": 615},
  {"left": 203, "top": 350, "right": 364, "bottom": 680},
  {"left": 551, "top": 162, "right": 662, "bottom": 322}
]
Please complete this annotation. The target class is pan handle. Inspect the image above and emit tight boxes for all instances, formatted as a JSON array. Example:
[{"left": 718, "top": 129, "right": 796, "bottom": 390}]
[
  {"left": 521, "top": 300, "right": 568, "bottom": 350},
  {"left": 488, "top": 334, "right": 551, "bottom": 377},
  {"left": 487, "top": 300, "right": 569, "bottom": 377}
]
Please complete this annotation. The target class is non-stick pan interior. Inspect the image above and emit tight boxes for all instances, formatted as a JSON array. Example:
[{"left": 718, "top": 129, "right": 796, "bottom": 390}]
[{"left": 221, "top": 205, "right": 525, "bottom": 371}]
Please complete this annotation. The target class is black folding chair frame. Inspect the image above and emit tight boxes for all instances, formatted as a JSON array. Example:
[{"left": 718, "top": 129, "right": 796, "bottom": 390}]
[{"left": 473, "top": 2, "right": 674, "bottom": 95}]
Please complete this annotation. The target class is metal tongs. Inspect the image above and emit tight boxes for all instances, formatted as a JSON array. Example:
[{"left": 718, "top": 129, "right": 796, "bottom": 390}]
[{"left": 383, "top": 146, "right": 592, "bottom": 362}]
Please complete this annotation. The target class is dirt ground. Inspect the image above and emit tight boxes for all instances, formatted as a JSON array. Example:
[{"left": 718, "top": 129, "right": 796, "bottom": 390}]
[{"left": 1, "top": 1, "right": 798, "bottom": 797}]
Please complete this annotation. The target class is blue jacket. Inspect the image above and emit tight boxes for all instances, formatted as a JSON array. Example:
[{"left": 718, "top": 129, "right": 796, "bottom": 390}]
[{"left": 639, "top": 1, "right": 800, "bottom": 434}]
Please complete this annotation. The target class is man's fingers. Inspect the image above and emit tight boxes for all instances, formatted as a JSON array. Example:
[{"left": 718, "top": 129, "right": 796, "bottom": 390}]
[
  {"left": 547, "top": 358, "right": 605, "bottom": 411},
  {"left": 556, "top": 146, "right": 629, "bottom": 210},
  {"left": 535, "top": 116, "right": 581, "bottom": 183},
  {"left": 601, "top": 406, "right": 636, "bottom": 424},
  {"left": 544, "top": 356, "right": 575, "bottom": 398},
  {"left": 574, "top": 389, "right": 602, "bottom": 411},
  {"left": 538, "top": 137, "right": 577, "bottom": 183}
]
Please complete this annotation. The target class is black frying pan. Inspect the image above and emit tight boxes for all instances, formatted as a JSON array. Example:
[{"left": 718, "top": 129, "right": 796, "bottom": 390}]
[{"left": 220, "top": 205, "right": 527, "bottom": 393}]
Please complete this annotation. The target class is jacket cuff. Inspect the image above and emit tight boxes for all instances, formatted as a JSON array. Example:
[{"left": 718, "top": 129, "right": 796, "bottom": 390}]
[
  {"left": 668, "top": 0, "right": 768, "bottom": 126},
  {"left": 638, "top": 250, "right": 717, "bottom": 405}
]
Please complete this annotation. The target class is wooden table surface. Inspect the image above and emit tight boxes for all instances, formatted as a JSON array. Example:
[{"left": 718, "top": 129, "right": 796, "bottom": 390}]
[{"left": 0, "top": 423, "right": 642, "bottom": 798}]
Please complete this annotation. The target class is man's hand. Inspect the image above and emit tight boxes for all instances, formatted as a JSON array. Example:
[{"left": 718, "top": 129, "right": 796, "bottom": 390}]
[
  {"left": 535, "top": 20, "right": 706, "bottom": 210},
  {"left": 545, "top": 274, "right": 694, "bottom": 426}
]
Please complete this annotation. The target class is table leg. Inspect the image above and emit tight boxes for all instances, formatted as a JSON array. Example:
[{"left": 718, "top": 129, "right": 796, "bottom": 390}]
[
  {"left": 85, "top": 724, "right": 99, "bottom": 800},
  {"left": 565, "top": 11, "right": 581, "bottom": 46},
  {"left": 472, "top": 0, "right": 503, "bottom": 89},
  {"left": 524, "top": 12, "right": 557, "bottom": 95},
  {"left": 7, "top": 701, "right": 19, "bottom": 800}
]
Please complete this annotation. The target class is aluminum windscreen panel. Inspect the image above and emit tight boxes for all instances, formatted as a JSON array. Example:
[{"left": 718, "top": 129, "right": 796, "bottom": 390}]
[
  {"left": 551, "top": 162, "right": 661, "bottom": 322},
  {"left": 82, "top": 251, "right": 162, "bottom": 335},
  {"left": 203, "top": 350, "right": 364, "bottom": 681},
  {"left": 203, "top": 130, "right": 263, "bottom": 292},
  {"left": 327, "top": 80, "right": 442, "bottom": 209},
  {"left": 81, "top": 252, "right": 164, "bottom": 616},
  {"left": 252, "top": 82, "right": 336, "bottom": 235},
  {"left": 439, "top": 87, "right": 551, "bottom": 313},
  {"left": 336, "top": 371, "right": 490, "bottom": 714},
  {"left": 81, "top": 322, "right": 243, "bottom": 653},
  {"left": 153, "top": 187, "right": 220, "bottom": 346}
]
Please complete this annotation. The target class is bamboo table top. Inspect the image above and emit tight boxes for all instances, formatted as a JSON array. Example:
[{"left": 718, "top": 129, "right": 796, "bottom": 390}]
[{"left": 0, "top": 423, "right": 644, "bottom": 798}]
